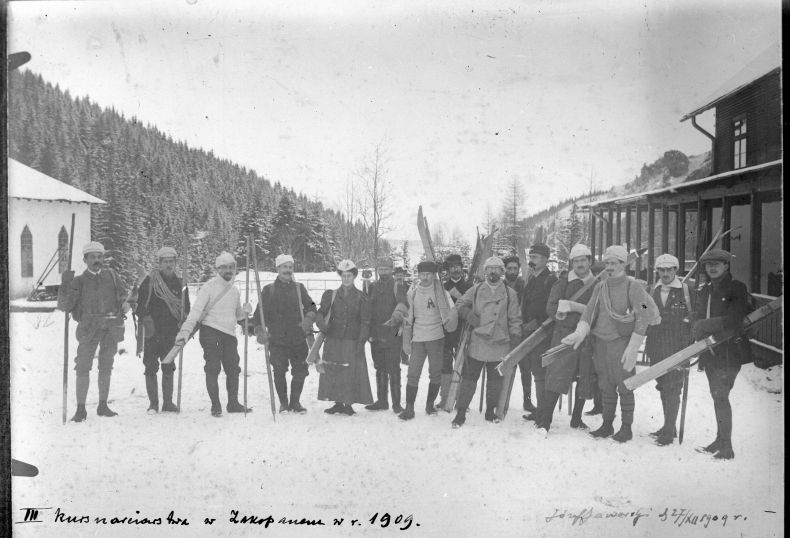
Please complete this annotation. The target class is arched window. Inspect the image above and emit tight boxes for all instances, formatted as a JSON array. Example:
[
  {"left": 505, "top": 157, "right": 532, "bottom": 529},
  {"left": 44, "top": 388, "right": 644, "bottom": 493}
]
[
  {"left": 58, "top": 226, "right": 69, "bottom": 273},
  {"left": 21, "top": 226, "right": 33, "bottom": 278}
]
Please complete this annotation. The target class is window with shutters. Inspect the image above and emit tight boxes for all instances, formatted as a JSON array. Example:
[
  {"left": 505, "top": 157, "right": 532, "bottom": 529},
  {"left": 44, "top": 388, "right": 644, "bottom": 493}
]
[
  {"left": 21, "top": 226, "right": 33, "bottom": 278},
  {"left": 733, "top": 116, "right": 747, "bottom": 169},
  {"left": 58, "top": 226, "right": 69, "bottom": 273}
]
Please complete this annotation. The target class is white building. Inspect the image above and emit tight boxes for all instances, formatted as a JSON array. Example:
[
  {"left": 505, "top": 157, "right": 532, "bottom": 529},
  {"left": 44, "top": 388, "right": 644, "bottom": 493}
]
[{"left": 7, "top": 158, "right": 105, "bottom": 299}]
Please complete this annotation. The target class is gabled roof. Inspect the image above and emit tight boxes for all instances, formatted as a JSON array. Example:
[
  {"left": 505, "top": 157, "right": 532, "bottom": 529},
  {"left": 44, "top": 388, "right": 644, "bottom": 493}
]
[
  {"left": 7, "top": 158, "right": 105, "bottom": 204},
  {"left": 681, "top": 41, "right": 781, "bottom": 121}
]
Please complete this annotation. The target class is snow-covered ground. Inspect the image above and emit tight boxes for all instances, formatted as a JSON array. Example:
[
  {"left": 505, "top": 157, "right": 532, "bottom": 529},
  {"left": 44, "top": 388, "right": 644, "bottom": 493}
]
[{"left": 10, "top": 304, "right": 784, "bottom": 537}]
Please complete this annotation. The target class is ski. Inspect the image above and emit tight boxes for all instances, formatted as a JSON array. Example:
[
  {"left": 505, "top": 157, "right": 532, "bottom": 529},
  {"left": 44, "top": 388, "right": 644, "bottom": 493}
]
[
  {"left": 243, "top": 236, "right": 251, "bottom": 417},
  {"left": 251, "top": 240, "right": 278, "bottom": 421},
  {"left": 61, "top": 213, "right": 76, "bottom": 425},
  {"left": 416, "top": 205, "right": 451, "bottom": 317},
  {"left": 624, "top": 296, "right": 782, "bottom": 391},
  {"left": 176, "top": 236, "right": 188, "bottom": 413},
  {"left": 443, "top": 230, "right": 494, "bottom": 412}
]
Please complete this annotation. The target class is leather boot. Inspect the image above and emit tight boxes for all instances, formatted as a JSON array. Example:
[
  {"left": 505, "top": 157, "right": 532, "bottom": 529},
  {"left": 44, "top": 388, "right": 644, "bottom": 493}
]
[
  {"left": 612, "top": 423, "right": 633, "bottom": 443},
  {"left": 273, "top": 372, "right": 288, "bottom": 412},
  {"left": 366, "top": 371, "right": 389, "bottom": 411},
  {"left": 425, "top": 383, "right": 440, "bottom": 415},
  {"left": 398, "top": 385, "right": 417, "bottom": 420},
  {"left": 145, "top": 374, "right": 159, "bottom": 412},
  {"left": 452, "top": 408, "right": 467, "bottom": 428},
  {"left": 76, "top": 373, "right": 90, "bottom": 407},
  {"left": 161, "top": 370, "right": 178, "bottom": 412},
  {"left": 206, "top": 374, "right": 222, "bottom": 416},
  {"left": 590, "top": 420, "right": 614, "bottom": 438},
  {"left": 656, "top": 394, "right": 680, "bottom": 446},
  {"left": 570, "top": 397, "right": 588, "bottom": 429},
  {"left": 226, "top": 375, "right": 252, "bottom": 413},
  {"left": 71, "top": 403, "right": 87, "bottom": 422},
  {"left": 289, "top": 377, "right": 307, "bottom": 414},
  {"left": 97, "top": 400, "right": 118, "bottom": 417},
  {"left": 391, "top": 375, "right": 403, "bottom": 414},
  {"left": 650, "top": 391, "right": 668, "bottom": 437}
]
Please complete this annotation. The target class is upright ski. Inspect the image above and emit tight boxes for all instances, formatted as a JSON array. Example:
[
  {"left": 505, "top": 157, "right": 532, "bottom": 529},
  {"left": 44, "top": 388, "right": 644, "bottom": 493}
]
[
  {"left": 61, "top": 213, "right": 76, "bottom": 425},
  {"left": 251, "top": 241, "right": 278, "bottom": 421},
  {"left": 176, "top": 236, "right": 188, "bottom": 413}
]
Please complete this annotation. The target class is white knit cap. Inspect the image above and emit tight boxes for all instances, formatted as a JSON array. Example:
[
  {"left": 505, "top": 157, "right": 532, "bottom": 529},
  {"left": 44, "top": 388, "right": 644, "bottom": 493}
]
[
  {"left": 82, "top": 241, "right": 105, "bottom": 255},
  {"left": 655, "top": 253, "right": 679, "bottom": 269},
  {"left": 484, "top": 256, "right": 505, "bottom": 269},
  {"left": 215, "top": 251, "right": 236, "bottom": 267},
  {"left": 337, "top": 259, "right": 356, "bottom": 272},
  {"left": 602, "top": 245, "right": 628, "bottom": 263},
  {"left": 275, "top": 254, "right": 295, "bottom": 267},
  {"left": 156, "top": 246, "right": 177, "bottom": 259},
  {"left": 568, "top": 243, "right": 592, "bottom": 260}
]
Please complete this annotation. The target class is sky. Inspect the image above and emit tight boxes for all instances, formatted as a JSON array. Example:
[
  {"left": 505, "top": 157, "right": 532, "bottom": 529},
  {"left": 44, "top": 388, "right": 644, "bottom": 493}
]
[{"left": 6, "top": 0, "right": 781, "bottom": 242}]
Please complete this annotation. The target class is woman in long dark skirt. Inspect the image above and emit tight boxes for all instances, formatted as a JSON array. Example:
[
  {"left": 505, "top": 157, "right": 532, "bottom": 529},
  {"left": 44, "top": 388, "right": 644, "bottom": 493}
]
[{"left": 315, "top": 259, "right": 374, "bottom": 415}]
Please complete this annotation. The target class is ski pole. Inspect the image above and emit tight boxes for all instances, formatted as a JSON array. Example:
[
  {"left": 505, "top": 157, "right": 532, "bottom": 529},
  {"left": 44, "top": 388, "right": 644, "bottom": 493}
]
[
  {"left": 62, "top": 213, "right": 76, "bottom": 425},
  {"left": 479, "top": 365, "right": 486, "bottom": 413},
  {"left": 244, "top": 237, "right": 251, "bottom": 417},
  {"left": 251, "top": 240, "right": 277, "bottom": 421},
  {"left": 177, "top": 236, "right": 188, "bottom": 413}
]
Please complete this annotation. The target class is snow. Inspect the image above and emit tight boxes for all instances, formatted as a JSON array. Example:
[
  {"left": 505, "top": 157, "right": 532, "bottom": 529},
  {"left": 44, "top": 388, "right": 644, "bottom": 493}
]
[
  {"left": 7, "top": 158, "right": 106, "bottom": 204},
  {"left": 10, "top": 305, "right": 784, "bottom": 537}
]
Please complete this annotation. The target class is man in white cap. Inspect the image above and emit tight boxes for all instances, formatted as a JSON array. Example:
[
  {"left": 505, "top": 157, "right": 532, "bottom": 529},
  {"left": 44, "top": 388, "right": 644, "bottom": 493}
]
[
  {"left": 58, "top": 241, "right": 130, "bottom": 422},
  {"left": 451, "top": 256, "right": 522, "bottom": 427},
  {"left": 249, "top": 253, "right": 316, "bottom": 414},
  {"left": 644, "top": 253, "right": 695, "bottom": 446},
  {"left": 539, "top": 243, "right": 596, "bottom": 432},
  {"left": 175, "top": 252, "right": 252, "bottom": 417},
  {"left": 399, "top": 260, "right": 458, "bottom": 420},
  {"left": 562, "top": 244, "right": 660, "bottom": 442},
  {"left": 134, "top": 247, "right": 191, "bottom": 413}
]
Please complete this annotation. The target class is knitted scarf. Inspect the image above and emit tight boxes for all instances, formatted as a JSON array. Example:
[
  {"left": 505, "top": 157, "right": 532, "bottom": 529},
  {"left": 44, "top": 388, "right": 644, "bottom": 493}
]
[{"left": 600, "top": 278, "right": 635, "bottom": 323}]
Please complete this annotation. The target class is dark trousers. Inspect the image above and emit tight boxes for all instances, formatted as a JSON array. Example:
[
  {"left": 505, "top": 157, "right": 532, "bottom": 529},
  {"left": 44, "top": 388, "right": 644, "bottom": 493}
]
[
  {"left": 142, "top": 334, "right": 177, "bottom": 375},
  {"left": 705, "top": 362, "right": 740, "bottom": 447},
  {"left": 456, "top": 357, "right": 502, "bottom": 412},
  {"left": 269, "top": 341, "right": 309, "bottom": 405},
  {"left": 371, "top": 343, "right": 402, "bottom": 404},
  {"left": 442, "top": 328, "right": 461, "bottom": 375},
  {"left": 74, "top": 325, "right": 118, "bottom": 405},
  {"left": 199, "top": 326, "right": 241, "bottom": 407},
  {"left": 518, "top": 356, "right": 532, "bottom": 401},
  {"left": 592, "top": 336, "right": 635, "bottom": 426}
]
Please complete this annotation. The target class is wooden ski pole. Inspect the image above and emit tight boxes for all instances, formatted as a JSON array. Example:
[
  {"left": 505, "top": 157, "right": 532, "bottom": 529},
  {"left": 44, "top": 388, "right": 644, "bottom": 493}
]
[
  {"left": 62, "top": 213, "right": 76, "bottom": 425},
  {"left": 479, "top": 366, "right": 486, "bottom": 413},
  {"left": 243, "top": 237, "right": 251, "bottom": 417},
  {"left": 251, "top": 240, "right": 277, "bottom": 421},
  {"left": 176, "top": 238, "right": 189, "bottom": 413}
]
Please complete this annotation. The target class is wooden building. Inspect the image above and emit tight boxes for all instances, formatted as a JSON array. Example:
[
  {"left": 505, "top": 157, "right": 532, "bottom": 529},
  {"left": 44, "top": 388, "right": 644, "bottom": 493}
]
[{"left": 579, "top": 43, "right": 782, "bottom": 364}]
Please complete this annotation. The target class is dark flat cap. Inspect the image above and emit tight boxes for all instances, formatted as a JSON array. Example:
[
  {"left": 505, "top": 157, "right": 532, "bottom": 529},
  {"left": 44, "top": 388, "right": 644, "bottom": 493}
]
[
  {"left": 417, "top": 261, "right": 438, "bottom": 273},
  {"left": 700, "top": 249, "right": 732, "bottom": 264},
  {"left": 529, "top": 243, "right": 550, "bottom": 258},
  {"left": 445, "top": 254, "right": 463, "bottom": 266},
  {"left": 503, "top": 255, "right": 520, "bottom": 267}
]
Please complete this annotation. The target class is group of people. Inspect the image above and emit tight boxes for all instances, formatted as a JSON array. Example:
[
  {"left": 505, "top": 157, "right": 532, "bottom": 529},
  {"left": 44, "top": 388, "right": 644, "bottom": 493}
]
[{"left": 58, "top": 238, "right": 752, "bottom": 460}]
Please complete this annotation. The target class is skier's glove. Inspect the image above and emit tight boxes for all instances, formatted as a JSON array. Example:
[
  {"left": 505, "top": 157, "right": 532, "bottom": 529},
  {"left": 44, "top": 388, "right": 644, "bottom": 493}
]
[
  {"left": 692, "top": 317, "right": 724, "bottom": 341},
  {"left": 561, "top": 320, "right": 589, "bottom": 350},
  {"left": 61, "top": 269, "right": 75, "bottom": 285},
  {"left": 466, "top": 311, "right": 481, "bottom": 328},
  {"left": 620, "top": 332, "right": 645, "bottom": 371},
  {"left": 242, "top": 302, "right": 254, "bottom": 315},
  {"left": 255, "top": 325, "right": 269, "bottom": 345}
]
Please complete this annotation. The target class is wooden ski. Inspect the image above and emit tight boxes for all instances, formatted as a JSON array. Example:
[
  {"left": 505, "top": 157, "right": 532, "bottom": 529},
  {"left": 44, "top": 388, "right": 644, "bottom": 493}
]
[
  {"left": 252, "top": 241, "right": 278, "bottom": 421},
  {"left": 176, "top": 236, "right": 188, "bottom": 413},
  {"left": 624, "top": 296, "right": 782, "bottom": 391},
  {"left": 61, "top": 213, "right": 76, "bottom": 425},
  {"left": 243, "top": 237, "right": 251, "bottom": 416}
]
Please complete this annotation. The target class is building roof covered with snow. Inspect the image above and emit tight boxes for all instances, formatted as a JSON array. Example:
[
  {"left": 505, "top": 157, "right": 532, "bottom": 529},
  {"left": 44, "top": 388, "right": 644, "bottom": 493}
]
[
  {"left": 7, "top": 158, "right": 105, "bottom": 204},
  {"left": 681, "top": 41, "right": 781, "bottom": 121}
]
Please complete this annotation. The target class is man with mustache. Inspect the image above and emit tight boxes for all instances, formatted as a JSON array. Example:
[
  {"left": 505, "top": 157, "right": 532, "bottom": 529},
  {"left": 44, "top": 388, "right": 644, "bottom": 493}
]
[
  {"left": 135, "top": 246, "right": 191, "bottom": 413},
  {"left": 175, "top": 252, "right": 253, "bottom": 417},
  {"left": 58, "top": 242, "right": 131, "bottom": 422},
  {"left": 562, "top": 245, "right": 660, "bottom": 442},
  {"left": 452, "top": 256, "right": 522, "bottom": 427},
  {"left": 436, "top": 253, "right": 472, "bottom": 410},
  {"left": 503, "top": 255, "right": 526, "bottom": 299},
  {"left": 250, "top": 254, "right": 317, "bottom": 414}
]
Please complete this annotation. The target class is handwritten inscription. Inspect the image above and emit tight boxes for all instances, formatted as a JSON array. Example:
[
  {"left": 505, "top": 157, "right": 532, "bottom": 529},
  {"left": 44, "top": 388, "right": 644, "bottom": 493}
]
[{"left": 546, "top": 507, "right": 749, "bottom": 529}]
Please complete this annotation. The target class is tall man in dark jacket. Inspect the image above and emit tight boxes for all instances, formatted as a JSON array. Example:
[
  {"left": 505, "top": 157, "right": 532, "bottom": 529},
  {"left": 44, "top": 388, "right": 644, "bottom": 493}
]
[
  {"left": 135, "top": 246, "right": 191, "bottom": 413},
  {"left": 58, "top": 242, "right": 130, "bottom": 422},
  {"left": 644, "top": 254, "right": 695, "bottom": 446},
  {"left": 692, "top": 249, "right": 751, "bottom": 460},
  {"left": 250, "top": 254, "right": 317, "bottom": 414},
  {"left": 520, "top": 243, "right": 557, "bottom": 419},
  {"left": 437, "top": 253, "right": 472, "bottom": 409},
  {"left": 365, "top": 257, "right": 408, "bottom": 412}
]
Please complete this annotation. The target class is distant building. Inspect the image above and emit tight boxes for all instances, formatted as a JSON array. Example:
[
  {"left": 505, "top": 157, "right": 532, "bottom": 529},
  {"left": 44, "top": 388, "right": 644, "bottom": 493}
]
[{"left": 7, "top": 158, "right": 105, "bottom": 299}]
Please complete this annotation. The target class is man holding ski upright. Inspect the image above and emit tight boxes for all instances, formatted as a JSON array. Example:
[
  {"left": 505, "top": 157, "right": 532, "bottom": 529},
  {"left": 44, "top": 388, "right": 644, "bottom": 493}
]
[
  {"left": 644, "top": 253, "right": 695, "bottom": 446},
  {"left": 692, "top": 249, "right": 751, "bottom": 460},
  {"left": 365, "top": 256, "right": 408, "bottom": 413},
  {"left": 175, "top": 252, "right": 252, "bottom": 417},
  {"left": 437, "top": 253, "right": 472, "bottom": 410},
  {"left": 562, "top": 245, "right": 660, "bottom": 443},
  {"left": 135, "top": 246, "right": 191, "bottom": 413},
  {"left": 451, "top": 256, "right": 522, "bottom": 427},
  {"left": 399, "top": 260, "right": 458, "bottom": 421},
  {"left": 520, "top": 243, "right": 558, "bottom": 420},
  {"left": 58, "top": 241, "right": 130, "bottom": 422},
  {"left": 249, "top": 254, "right": 316, "bottom": 414}
]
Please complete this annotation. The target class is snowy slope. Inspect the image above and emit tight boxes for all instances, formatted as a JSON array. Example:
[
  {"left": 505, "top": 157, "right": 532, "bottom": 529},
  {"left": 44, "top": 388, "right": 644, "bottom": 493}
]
[{"left": 10, "top": 305, "right": 783, "bottom": 537}]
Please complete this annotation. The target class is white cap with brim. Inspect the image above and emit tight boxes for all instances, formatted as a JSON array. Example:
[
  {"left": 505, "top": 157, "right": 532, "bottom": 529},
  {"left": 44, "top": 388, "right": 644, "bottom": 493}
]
[
  {"left": 484, "top": 256, "right": 505, "bottom": 269},
  {"left": 337, "top": 259, "right": 356, "bottom": 272},
  {"left": 156, "top": 246, "right": 177, "bottom": 259},
  {"left": 215, "top": 251, "right": 236, "bottom": 267},
  {"left": 275, "top": 254, "right": 295, "bottom": 267},
  {"left": 82, "top": 241, "right": 105, "bottom": 256},
  {"left": 655, "top": 253, "right": 679, "bottom": 269},
  {"left": 602, "top": 245, "right": 628, "bottom": 263},
  {"left": 569, "top": 243, "right": 592, "bottom": 260}
]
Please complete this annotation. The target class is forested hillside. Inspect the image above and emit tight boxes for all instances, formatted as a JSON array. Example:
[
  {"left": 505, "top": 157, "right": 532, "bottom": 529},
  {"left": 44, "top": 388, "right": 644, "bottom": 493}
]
[{"left": 7, "top": 70, "right": 379, "bottom": 285}]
